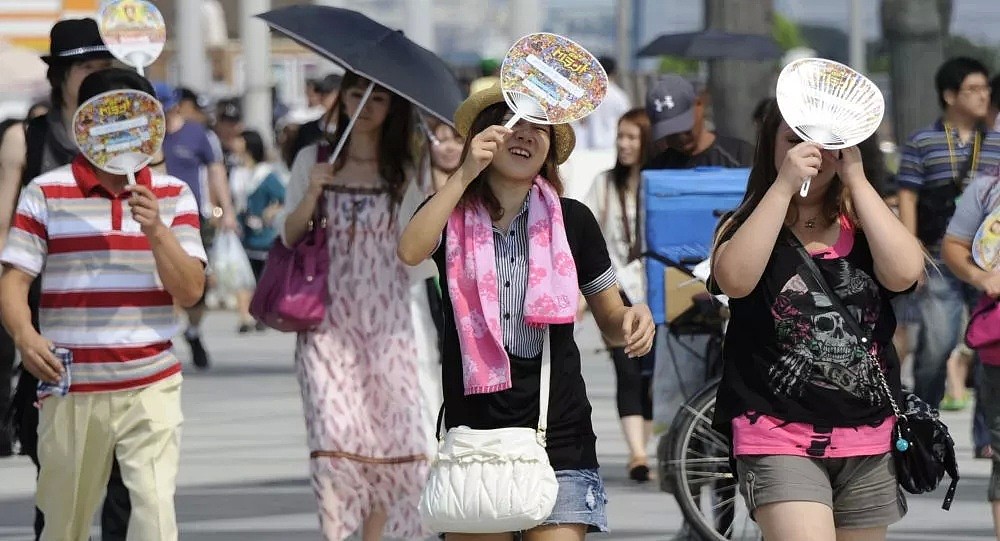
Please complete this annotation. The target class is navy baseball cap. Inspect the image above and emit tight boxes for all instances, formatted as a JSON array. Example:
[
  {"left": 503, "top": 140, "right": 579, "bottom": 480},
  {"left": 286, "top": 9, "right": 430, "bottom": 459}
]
[
  {"left": 153, "top": 82, "right": 180, "bottom": 111},
  {"left": 645, "top": 75, "right": 698, "bottom": 141}
]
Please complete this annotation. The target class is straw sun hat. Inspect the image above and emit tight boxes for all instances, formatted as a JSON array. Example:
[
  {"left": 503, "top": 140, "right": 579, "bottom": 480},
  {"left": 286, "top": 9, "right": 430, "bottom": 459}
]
[{"left": 454, "top": 84, "right": 575, "bottom": 164}]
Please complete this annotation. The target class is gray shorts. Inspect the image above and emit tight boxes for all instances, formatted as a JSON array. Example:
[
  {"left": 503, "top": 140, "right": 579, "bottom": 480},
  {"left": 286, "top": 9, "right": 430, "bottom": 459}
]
[{"left": 736, "top": 453, "right": 906, "bottom": 529}]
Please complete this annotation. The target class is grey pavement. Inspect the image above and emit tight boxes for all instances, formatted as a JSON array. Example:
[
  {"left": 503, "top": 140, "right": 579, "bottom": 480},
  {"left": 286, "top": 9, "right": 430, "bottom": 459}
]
[{"left": 0, "top": 311, "right": 996, "bottom": 540}]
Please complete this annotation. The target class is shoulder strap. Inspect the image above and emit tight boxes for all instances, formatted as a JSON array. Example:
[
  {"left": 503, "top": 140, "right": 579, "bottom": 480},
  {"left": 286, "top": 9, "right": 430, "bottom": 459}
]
[
  {"left": 434, "top": 329, "right": 553, "bottom": 446},
  {"left": 786, "top": 230, "right": 902, "bottom": 418},
  {"left": 22, "top": 115, "right": 49, "bottom": 185},
  {"left": 311, "top": 143, "right": 331, "bottom": 223},
  {"left": 537, "top": 329, "right": 551, "bottom": 445},
  {"left": 785, "top": 230, "right": 869, "bottom": 340},
  {"left": 316, "top": 142, "right": 333, "bottom": 163}
]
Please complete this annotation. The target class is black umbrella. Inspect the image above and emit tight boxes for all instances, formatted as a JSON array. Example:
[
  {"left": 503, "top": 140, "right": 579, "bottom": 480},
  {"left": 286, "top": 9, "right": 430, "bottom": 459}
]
[
  {"left": 638, "top": 29, "right": 782, "bottom": 61},
  {"left": 256, "top": 5, "right": 463, "bottom": 131}
]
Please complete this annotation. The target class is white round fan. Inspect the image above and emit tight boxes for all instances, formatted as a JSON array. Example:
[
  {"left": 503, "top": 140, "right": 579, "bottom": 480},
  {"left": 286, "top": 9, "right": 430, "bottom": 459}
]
[{"left": 775, "top": 57, "right": 884, "bottom": 196}]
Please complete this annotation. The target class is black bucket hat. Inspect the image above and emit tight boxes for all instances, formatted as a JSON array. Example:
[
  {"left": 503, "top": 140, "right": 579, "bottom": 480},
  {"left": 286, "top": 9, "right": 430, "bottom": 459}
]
[{"left": 42, "top": 18, "right": 114, "bottom": 65}]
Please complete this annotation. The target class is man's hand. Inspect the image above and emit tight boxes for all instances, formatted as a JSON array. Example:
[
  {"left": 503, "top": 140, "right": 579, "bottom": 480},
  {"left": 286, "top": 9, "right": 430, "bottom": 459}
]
[
  {"left": 15, "top": 331, "right": 60, "bottom": 384},
  {"left": 976, "top": 272, "right": 1000, "bottom": 298},
  {"left": 126, "top": 185, "right": 164, "bottom": 236},
  {"left": 221, "top": 212, "right": 238, "bottom": 232}
]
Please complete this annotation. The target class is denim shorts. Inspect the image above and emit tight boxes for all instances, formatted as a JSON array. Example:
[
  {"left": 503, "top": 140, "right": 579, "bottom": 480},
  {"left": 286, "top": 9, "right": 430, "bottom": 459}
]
[{"left": 540, "top": 469, "right": 609, "bottom": 533}]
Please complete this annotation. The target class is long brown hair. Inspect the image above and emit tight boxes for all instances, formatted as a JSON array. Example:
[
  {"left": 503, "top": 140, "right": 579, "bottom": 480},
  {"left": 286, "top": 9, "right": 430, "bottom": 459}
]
[
  {"left": 609, "top": 108, "right": 651, "bottom": 261},
  {"left": 711, "top": 103, "right": 872, "bottom": 255},
  {"left": 610, "top": 108, "right": 651, "bottom": 190},
  {"left": 323, "top": 71, "right": 414, "bottom": 210},
  {"left": 458, "top": 102, "right": 564, "bottom": 221}
]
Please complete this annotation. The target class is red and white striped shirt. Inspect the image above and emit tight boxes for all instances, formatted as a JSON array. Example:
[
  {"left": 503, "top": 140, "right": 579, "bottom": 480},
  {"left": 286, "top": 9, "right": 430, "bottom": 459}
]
[{"left": 1, "top": 156, "right": 208, "bottom": 393}]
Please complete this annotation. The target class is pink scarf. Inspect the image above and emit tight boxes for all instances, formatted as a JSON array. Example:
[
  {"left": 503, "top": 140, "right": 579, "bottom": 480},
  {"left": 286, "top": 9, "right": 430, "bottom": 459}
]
[{"left": 446, "top": 176, "right": 578, "bottom": 395}]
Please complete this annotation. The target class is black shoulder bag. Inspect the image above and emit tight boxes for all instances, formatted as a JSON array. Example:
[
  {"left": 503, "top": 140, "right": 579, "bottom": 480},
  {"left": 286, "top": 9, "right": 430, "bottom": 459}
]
[{"left": 788, "top": 233, "right": 959, "bottom": 511}]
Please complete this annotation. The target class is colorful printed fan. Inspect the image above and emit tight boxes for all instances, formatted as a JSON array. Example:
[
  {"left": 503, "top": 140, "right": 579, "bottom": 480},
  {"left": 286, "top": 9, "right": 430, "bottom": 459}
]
[
  {"left": 775, "top": 58, "right": 884, "bottom": 196},
  {"left": 499, "top": 32, "right": 608, "bottom": 128},
  {"left": 973, "top": 205, "right": 1000, "bottom": 271}
]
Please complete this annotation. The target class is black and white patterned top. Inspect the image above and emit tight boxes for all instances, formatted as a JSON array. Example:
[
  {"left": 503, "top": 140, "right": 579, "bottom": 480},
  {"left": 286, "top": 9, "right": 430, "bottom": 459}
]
[
  {"left": 495, "top": 199, "right": 617, "bottom": 357},
  {"left": 433, "top": 196, "right": 620, "bottom": 470}
]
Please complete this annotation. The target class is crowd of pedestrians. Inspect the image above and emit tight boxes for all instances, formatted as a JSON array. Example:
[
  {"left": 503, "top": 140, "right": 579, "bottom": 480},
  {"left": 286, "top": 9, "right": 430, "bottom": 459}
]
[{"left": 5, "top": 10, "right": 1000, "bottom": 541}]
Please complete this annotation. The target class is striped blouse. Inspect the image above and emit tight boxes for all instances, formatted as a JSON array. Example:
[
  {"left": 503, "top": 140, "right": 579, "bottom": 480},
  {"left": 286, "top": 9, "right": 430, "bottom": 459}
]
[{"left": 494, "top": 197, "right": 617, "bottom": 357}]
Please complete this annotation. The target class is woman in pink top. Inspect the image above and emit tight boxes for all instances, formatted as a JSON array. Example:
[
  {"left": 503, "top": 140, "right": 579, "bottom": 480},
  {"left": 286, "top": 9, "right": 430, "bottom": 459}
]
[{"left": 709, "top": 105, "right": 924, "bottom": 540}]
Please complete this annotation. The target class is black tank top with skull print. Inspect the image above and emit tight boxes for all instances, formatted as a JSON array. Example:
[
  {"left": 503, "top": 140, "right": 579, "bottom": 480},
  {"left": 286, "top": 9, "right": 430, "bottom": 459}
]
[{"left": 711, "top": 221, "right": 903, "bottom": 438}]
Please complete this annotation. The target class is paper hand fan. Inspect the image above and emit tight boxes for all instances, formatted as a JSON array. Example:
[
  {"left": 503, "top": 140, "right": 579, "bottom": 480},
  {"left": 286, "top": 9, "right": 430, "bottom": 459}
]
[
  {"left": 499, "top": 32, "right": 608, "bottom": 129},
  {"left": 98, "top": 0, "right": 167, "bottom": 77},
  {"left": 73, "top": 89, "right": 166, "bottom": 185},
  {"left": 973, "top": 205, "right": 1000, "bottom": 271},
  {"left": 775, "top": 58, "right": 884, "bottom": 197}
]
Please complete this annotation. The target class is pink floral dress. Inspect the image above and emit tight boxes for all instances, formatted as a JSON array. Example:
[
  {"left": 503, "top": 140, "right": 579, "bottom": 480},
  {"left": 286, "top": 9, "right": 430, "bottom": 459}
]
[{"left": 294, "top": 186, "right": 428, "bottom": 540}]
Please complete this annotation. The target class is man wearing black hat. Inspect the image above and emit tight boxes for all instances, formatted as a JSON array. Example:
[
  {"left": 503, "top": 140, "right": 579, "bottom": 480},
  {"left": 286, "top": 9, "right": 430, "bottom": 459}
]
[
  {"left": 644, "top": 74, "right": 753, "bottom": 169},
  {"left": 0, "top": 18, "right": 133, "bottom": 541}
]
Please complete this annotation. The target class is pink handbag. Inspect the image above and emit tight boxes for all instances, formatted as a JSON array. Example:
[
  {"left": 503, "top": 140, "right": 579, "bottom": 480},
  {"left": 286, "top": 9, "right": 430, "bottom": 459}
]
[
  {"left": 966, "top": 295, "right": 1000, "bottom": 366},
  {"left": 250, "top": 145, "right": 331, "bottom": 332}
]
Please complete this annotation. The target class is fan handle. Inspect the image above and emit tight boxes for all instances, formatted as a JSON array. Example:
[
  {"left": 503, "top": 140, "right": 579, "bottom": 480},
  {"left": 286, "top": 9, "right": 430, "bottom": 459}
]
[
  {"left": 503, "top": 91, "right": 547, "bottom": 128},
  {"left": 800, "top": 177, "right": 812, "bottom": 197}
]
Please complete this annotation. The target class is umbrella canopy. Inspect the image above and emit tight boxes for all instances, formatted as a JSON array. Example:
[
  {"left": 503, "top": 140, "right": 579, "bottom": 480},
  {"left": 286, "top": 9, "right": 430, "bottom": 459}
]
[
  {"left": 638, "top": 29, "right": 782, "bottom": 61},
  {"left": 0, "top": 44, "right": 48, "bottom": 97},
  {"left": 257, "top": 5, "right": 463, "bottom": 127}
]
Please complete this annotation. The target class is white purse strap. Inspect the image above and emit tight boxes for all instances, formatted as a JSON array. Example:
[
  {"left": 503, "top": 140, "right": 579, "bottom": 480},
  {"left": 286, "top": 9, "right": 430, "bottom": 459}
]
[
  {"left": 536, "top": 329, "right": 551, "bottom": 446},
  {"left": 435, "top": 329, "right": 553, "bottom": 447}
]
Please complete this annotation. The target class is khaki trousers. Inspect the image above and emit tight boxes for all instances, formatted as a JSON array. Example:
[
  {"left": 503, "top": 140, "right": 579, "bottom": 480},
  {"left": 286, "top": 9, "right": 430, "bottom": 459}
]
[{"left": 37, "top": 374, "right": 183, "bottom": 541}]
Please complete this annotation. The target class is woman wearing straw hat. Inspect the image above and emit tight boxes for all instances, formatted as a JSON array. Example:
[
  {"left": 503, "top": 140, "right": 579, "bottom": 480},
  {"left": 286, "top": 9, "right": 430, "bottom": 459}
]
[
  {"left": 709, "top": 103, "right": 923, "bottom": 540},
  {"left": 399, "top": 85, "right": 656, "bottom": 540}
]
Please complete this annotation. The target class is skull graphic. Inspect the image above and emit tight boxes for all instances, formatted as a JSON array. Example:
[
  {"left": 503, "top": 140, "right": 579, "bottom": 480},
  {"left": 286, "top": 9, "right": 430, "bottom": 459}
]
[{"left": 769, "top": 263, "right": 882, "bottom": 404}]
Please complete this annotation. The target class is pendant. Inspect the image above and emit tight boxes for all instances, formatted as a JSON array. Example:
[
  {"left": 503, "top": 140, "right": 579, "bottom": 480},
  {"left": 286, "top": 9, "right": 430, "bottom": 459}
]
[
  {"left": 895, "top": 438, "right": 910, "bottom": 452},
  {"left": 804, "top": 218, "right": 816, "bottom": 229}
]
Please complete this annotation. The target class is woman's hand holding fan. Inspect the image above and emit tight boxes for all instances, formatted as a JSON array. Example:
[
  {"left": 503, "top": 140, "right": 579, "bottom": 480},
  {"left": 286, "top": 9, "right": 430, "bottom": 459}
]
[{"left": 776, "top": 58, "right": 884, "bottom": 197}]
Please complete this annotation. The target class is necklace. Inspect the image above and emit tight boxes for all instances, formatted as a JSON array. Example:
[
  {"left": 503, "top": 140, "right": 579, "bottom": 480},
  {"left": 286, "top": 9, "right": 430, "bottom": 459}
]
[{"left": 804, "top": 217, "right": 817, "bottom": 229}]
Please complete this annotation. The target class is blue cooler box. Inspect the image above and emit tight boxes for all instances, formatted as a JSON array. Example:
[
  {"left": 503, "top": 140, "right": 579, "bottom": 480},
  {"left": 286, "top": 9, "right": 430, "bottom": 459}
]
[{"left": 644, "top": 167, "right": 749, "bottom": 325}]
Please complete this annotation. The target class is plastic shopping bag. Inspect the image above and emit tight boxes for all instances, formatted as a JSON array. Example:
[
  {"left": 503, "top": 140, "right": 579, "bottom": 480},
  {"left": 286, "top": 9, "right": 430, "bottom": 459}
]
[{"left": 210, "top": 231, "right": 256, "bottom": 298}]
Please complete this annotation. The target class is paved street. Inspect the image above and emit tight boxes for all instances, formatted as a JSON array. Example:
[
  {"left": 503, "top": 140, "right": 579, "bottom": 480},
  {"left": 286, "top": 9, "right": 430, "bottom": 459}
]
[{"left": 0, "top": 311, "right": 996, "bottom": 540}]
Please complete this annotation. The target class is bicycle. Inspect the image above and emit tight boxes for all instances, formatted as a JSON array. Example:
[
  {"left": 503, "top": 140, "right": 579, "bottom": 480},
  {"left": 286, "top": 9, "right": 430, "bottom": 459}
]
[{"left": 648, "top": 254, "right": 762, "bottom": 541}]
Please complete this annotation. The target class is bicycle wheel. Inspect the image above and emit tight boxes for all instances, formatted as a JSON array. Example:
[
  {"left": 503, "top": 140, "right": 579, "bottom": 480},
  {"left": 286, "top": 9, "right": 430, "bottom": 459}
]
[{"left": 668, "top": 379, "right": 761, "bottom": 541}]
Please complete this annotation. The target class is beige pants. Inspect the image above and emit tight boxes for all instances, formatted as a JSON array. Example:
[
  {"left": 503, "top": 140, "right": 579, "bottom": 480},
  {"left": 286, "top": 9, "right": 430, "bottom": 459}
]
[{"left": 37, "top": 374, "right": 183, "bottom": 541}]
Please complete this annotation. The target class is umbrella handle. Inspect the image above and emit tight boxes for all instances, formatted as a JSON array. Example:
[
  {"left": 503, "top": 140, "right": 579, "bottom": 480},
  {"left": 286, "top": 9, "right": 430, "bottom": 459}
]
[
  {"left": 328, "top": 81, "right": 376, "bottom": 165},
  {"left": 417, "top": 115, "right": 440, "bottom": 145},
  {"left": 800, "top": 176, "right": 811, "bottom": 198},
  {"left": 127, "top": 170, "right": 137, "bottom": 186}
]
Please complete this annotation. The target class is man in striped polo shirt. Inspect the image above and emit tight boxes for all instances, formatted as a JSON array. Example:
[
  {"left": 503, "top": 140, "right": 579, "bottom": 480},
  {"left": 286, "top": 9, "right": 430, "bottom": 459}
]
[
  {"left": 897, "top": 57, "right": 1000, "bottom": 452},
  {"left": 0, "top": 69, "right": 206, "bottom": 540}
]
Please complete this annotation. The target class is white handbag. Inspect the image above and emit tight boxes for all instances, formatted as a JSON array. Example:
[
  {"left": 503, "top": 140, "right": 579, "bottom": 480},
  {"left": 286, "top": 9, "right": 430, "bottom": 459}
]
[{"left": 418, "top": 331, "right": 559, "bottom": 534}]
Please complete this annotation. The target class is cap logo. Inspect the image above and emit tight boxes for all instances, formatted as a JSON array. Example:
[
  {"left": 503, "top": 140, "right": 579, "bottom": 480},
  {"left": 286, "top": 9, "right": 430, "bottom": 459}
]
[{"left": 653, "top": 95, "right": 675, "bottom": 113}]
